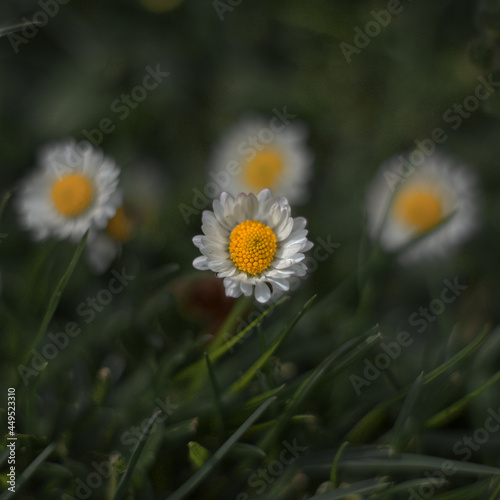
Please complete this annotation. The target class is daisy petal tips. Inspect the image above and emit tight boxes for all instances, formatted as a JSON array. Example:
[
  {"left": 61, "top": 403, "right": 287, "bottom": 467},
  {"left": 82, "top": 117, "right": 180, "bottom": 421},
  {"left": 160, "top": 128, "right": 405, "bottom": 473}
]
[
  {"left": 366, "top": 149, "right": 481, "bottom": 265},
  {"left": 192, "top": 189, "right": 313, "bottom": 303},
  {"left": 16, "top": 139, "right": 122, "bottom": 242}
]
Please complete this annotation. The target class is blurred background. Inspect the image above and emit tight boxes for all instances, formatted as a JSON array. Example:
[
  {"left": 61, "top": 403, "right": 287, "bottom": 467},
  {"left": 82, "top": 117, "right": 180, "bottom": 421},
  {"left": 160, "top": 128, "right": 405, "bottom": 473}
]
[{"left": 2, "top": 0, "right": 500, "bottom": 498}]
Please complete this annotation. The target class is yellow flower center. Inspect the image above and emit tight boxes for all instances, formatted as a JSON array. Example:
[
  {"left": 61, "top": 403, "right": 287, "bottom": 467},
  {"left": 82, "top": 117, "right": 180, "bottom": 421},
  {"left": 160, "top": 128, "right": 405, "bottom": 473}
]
[
  {"left": 229, "top": 220, "right": 277, "bottom": 275},
  {"left": 392, "top": 186, "right": 444, "bottom": 232},
  {"left": 106, "top": 207, "right": 134, "bottom": 242},
  {"left": 51, "top": 174, "right": 94, "bottom": 217},
  {"left": 244, "top": 149, "right": 284, "bottom": 190}
]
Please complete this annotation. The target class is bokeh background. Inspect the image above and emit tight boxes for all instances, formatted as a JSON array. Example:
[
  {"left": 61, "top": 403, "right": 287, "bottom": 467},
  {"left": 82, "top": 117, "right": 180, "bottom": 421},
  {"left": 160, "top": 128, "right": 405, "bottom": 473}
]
[{"left": 2, "top": 0, "right": 500, "bottom": 499}]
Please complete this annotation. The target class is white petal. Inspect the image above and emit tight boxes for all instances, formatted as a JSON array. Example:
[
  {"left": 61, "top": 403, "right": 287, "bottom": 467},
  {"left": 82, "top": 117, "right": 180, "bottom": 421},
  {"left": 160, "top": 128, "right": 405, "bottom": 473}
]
[
  {"left": 269, "top": 278, "right": 290, "bottom": 291},
  {"left": 276, "top": 242, "right": 303, "bottom": 259},
  {"left": 193, "top": 235, "right": 204, "bottom": 248},
  {"left": 291, "top": 217, "right": 307, "bottom": 232},
  {"left": 257, "top": 188, "right": 273, "bottom": 203},
  {"left": 217, "top": 266, "right": 238, "bottom": 278},
  {"left": 213, "top": 198, "right": 233, "bottom": 230},
  {"left": 255, "top": 281, "right": 271, "bottom": 303},
  {"left": 282, "top": 229, "right": 308, "bottom": 246},
  {"left": 240, "top": 281, "right": 254, "bottom": 296},
  {"left": 223, "top": 278, "right": 243, "bottom": 298},
  {"left": 302, "top": 240, "right": 314, "bottom": 252},
  {"left": 272, "top": 258, "right": 296, "bottom": 269},
  {"left": 193, "top": 256, "right": 209, "bottom": 270},
  {"left": 275, "top": 214, "right": 294, "bottom": 240}
]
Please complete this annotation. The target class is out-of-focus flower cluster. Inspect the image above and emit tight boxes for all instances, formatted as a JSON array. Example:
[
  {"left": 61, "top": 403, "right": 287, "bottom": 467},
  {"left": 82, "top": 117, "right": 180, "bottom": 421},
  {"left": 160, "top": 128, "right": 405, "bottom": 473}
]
[{"left": 15, "top": 113, "right": 482, "bottom": 301}]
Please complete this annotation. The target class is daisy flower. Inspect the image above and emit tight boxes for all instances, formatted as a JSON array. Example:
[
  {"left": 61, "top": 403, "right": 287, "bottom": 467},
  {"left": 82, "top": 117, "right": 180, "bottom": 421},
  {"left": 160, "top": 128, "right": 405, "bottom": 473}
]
[
  {"left": 208, "top": 114, "right": 313, "bottom": 204},
  {"left": 192, "top": 189, "right": 313, "bottom": 303},
  {"left": 85, "top": 192, "right": 136, "bottom": 274},
  {"left": 16, "top": 139, "right": 121, "bottom": 242},
  {"left": 366, "top": 150, "right": 480, "bottom": 264}
]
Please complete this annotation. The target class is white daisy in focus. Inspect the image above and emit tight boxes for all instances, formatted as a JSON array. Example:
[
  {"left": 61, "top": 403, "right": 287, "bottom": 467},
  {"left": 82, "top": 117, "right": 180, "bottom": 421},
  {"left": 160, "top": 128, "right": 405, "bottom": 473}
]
[
  {"left": 366, "top": 150, "right": 480, "bottom": 264},
  {"left": 192, "top": 189, "right": 313, "bottom": 303},
  {"left": 209, "top": 114, "right": 313, "bottom": 204},
  {"left": 85, "top": 192, "right": 136, "bottom": 274},
  {"left": 16, "top": 139, "right": 121, "bottom": 242}
]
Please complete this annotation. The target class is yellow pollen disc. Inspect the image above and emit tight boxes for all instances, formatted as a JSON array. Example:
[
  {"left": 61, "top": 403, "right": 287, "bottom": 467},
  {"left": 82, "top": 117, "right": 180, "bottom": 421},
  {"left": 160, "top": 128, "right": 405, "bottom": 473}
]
[
  {"left": 392, "top": 187, "right": 443, "bottom": 232},
  {"left": 106, "top": 207, "right": 134, "bottom": 242},
  {"left": 229, "top": 220, "right": 277, "bottom": 275},
  {"left": 51, "top": 174, "right": 94, "bottom": 217},
  {"left": 244, "top": 149, "right": 284, "bottom": 190}
]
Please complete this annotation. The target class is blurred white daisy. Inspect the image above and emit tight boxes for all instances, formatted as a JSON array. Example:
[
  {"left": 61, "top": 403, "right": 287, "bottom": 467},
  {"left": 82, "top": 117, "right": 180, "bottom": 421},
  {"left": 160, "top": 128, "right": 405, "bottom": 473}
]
[
  {"left": 192, "top": 189, "right": 313, "bottom": 303},
  {"left": 366, "top": 150, "right": 480, "bottom": 264},
  {"left": 85, "top": 192, "right": 136, "bottom": 274},
  {"left": 16, "top": 139, "right": 121, "bottom": 242},
  {"left": 208, "top": 114, "right": 313, "bottom": 204}
]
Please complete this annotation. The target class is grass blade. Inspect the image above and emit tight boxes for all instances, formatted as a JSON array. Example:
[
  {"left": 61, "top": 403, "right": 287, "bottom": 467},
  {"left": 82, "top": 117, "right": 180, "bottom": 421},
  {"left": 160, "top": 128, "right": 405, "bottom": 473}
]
[
  {"left": 259, "top": 327, "right": 382, "bottom": 450},
  {"left": 302, "top": 452, "right": 500, "bottom": 476},
  {"left": 165, "top": 396, "right": 276, "bottom": 500},
  {"left": 174, "top": 296, "right": 289, "bottom": 384},
  {"left": 424, "top": 325, "right": 490, "bottom": 384},
  {"left": 18, "top": 230, "right": 89, "bottom": 374},
  {"left": 210, "top": 295, "right": 289, "bottom": 360},
  {"left": 0, "top": 442, "right": 56, "bottom": 500},
  {"left": 429, "top": 476, "right": 500, "bottom": 499},
  {"left": 207, "top": 294, "right": 253, "bottom": 351},
  {"left": 330, "top": 441, "right": 349, "bottom": 487},
  {"left": 426, "top": 369, "right": 500, "bottom": 428},
  {"left": 346, "top": 325, "right": 491, "bottom": 442},
  {"left": 238, "top": 384, "right": 285, "bottom": 413},
  {"left": 113, "top": 409, "right": 163, "bottom": 500},
  {"left": 373, "top": 478, "right": 445, "bottom": 499},
  {"left": 389, "top": 372, "right": 424, "bottom": 451},
  {"left": 307, "top": 478, "right": 391, "bottom": 499},
  {"left": 228, "top": 295, "right": 316, "bottom": 394},
  {"left": 204, "top": 353, "right": 225, "bottom": 433},
  {"left": 488, "top": 477, "right": 500, "bottom": 500},
  {"left": 0, "top": 21, "right": 43, "bottom": 38}
]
